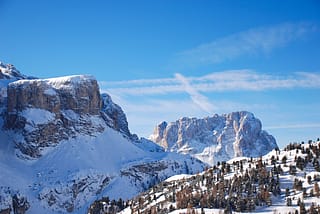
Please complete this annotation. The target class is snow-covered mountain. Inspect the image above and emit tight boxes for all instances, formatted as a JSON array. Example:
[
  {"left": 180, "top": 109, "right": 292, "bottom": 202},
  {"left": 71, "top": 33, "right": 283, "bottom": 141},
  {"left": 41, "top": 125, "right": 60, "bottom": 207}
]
[
  {"left": 0, "top": 62, "right": 206, "bottom": 213},
  {"left": 0, "top": 62, "right": 32, "bottom": 101},
  {"left": 117, "top": 139, "right": 320, "bottom": 214},
  {"left": 150, "top": 112, "right": 278, "bottom": 165}
]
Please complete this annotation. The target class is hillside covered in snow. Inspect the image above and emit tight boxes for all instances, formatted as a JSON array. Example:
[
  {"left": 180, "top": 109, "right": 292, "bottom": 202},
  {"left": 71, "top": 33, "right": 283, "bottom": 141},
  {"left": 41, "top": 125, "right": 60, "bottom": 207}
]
[
  {"left": 110, "top": 139, "right": 320, "bottom": 214},
  {"left": 0, "top": 62, "right": 206, "bottom": 214},
  {"left": 0, "top": 61, "right": 283, "bottom": 214}
]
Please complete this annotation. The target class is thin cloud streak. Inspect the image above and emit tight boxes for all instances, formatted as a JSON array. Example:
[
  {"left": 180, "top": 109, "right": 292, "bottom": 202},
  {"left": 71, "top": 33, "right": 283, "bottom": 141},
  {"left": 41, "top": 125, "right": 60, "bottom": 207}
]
[
  {"left": 99, "top": 77, "right": 176, "bottom": 87},
  {"left": 176, "top": 22, "right": 317, "bottom": 66},
  {"left": 175, "top": 73, "right": 214, "bottom": 113},
  {"left": 266, "top": 123, "right": 320, "bottom": 130},
  {"left": 102, "top": 70, "right": 320, "bottom": 96}
]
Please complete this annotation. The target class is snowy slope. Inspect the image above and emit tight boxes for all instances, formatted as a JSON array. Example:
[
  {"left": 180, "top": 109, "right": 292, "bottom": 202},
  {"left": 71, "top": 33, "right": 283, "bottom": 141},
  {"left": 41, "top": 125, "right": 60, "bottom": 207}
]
[
  {"left": 0, "top": 110, "right": 206, "bottom": 213},
  {"left": 118, "top": 139, "right": 320, "bottom": 214},
  {"left": 0, "top": 61, "right": 206, "bottom": 213}
]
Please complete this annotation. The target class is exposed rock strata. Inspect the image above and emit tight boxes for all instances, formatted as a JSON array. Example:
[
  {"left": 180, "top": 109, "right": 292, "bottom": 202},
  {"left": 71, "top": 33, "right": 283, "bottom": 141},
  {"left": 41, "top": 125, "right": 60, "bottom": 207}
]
[{"left": 5, "top": 75, "right": 104, "bottom": 158}]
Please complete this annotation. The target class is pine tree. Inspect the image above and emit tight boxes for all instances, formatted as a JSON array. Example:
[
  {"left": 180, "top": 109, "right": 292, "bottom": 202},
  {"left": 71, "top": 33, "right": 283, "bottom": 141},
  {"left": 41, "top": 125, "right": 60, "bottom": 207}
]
[
  {"left": 281, "top": 155, "right": 287, "bottom": 165},
  {"left": 169, "top": 204, "right": 175, "bottom": 212},
  {"left": 310, "top": 189, "right": 314, "bottom": 197},
  {"left": 286, "top": 197, "right": 292, "bottom": 206},
  {"left": 285, "top": 188, "right": 290, "bottom": 197},
  {"left": 309, "top": 203, "right": 316, "bottom": 214},
  {"left": 299, "top": 201, "right": 307, "bottom": 214},
  {"left": 307, "top": 175, "right": 312, "bottom": 184},
  {"left": 297, "top": 198, "right": 301, "bottom": 206},
  {"left": 314, "top": 182, "right": 320, "bottom": 197},
  {"left": 265, "top": 191, "right": 272, "bottom": 206},
  {"left": 201, "top": 207, "right": 205, "bottom": 214}
]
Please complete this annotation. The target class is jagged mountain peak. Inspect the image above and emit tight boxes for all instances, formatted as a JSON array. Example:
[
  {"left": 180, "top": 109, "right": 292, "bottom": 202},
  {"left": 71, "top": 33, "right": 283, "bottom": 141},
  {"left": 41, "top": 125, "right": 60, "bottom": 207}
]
[
  {"left": 0, "top": 61, "right": 26, "bottom": 80},
  {"left": 150, "top": 111, "right": 278, "bottom": 166}
]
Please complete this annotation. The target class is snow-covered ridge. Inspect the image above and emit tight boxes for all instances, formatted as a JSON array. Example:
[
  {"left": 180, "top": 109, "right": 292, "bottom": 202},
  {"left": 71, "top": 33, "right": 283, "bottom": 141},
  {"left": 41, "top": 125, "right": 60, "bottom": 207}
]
[
  {"left": 10, "top": 74, "right": 96, "bottom": 90},
  {"left": 0, "top": 61, "right": 27, "bottom": 80},
  {"left": 0, "top": 62, "right": 30, "bottom": 99}
]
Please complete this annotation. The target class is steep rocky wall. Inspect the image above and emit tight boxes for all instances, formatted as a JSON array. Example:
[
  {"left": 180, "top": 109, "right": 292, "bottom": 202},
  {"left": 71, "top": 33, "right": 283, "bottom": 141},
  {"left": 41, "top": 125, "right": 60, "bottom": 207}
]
[
  {"left": 150, "top": 111, "right": 278, "bottom": 165},
  {"left": 100, "top": 93, "right": 131, "bottom": 138},
  {"left": 6, "top": 75, "right": 101, "bottom": 128},
  {"left": 4, "top": 75, "right": 105, "bottom": 158}
]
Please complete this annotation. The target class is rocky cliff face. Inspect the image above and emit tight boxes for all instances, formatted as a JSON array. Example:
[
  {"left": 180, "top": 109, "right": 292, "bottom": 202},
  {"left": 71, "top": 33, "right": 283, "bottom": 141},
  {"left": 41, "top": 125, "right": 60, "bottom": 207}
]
[
  {"left": 3, "top": 73, "right": 138, "bottom": 159},
  {"left": 5, "top": 75, "right": 105, "bottom": 158},
  {"left": 0, "top": 61, "right": 207, "bottom": 214},
  {"left": 100, "top": 93, "right": 132, "bottom": 139},
  {"left": 150, "top": 111, "right": 278, "bottom": 165},
  {"left": 6, "top": 75, "right": 101, "bottom": 117}
]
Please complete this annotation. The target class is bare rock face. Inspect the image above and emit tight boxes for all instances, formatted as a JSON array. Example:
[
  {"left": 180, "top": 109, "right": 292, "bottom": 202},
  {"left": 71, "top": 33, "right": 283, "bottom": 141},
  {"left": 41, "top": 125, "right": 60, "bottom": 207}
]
[
  {"left": 6, "top": 75, "right": 101, "bottom": 118},
  {"left": 150, "top": 111, "right": 278, "bottom": 165},
  {"left": 0, "top": 187, "right": 29, "bottom": 214},
  {"left": 100, "top": 93, "right": 131, "bottom": 138},
  {"left": 5, "top": 75, "right": 105, "bottom": 159}
]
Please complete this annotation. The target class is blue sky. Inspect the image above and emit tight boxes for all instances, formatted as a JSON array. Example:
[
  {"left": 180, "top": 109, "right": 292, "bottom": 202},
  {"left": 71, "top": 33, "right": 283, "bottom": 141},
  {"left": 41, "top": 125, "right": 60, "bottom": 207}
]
[{"left": 1, "top": 0, "right": 320, "bottom": 148}]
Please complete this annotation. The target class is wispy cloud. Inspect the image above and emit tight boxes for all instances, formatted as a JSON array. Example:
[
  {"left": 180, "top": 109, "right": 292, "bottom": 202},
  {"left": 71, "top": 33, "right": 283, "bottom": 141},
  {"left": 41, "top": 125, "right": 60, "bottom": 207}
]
[
  {"left": 98, "top": 22, "right": 319, "bottom": 143},
  {"left": 108, "top": 96, "right": 272, "bottom": 137},
  {"left": 174, "top": 73, "right": 214, "bottom": 113},
  {"left": 266, "top": 123, "right": 320, "bottom": 130},
  {"left": 101, "top": 69, "right": 320, "bottom": 137},
  {"left": 101, "top": 70, "right": 320, "bottom": 96},
  {"left": 175, "top": 22, "right": 317, "bottom": 66}
]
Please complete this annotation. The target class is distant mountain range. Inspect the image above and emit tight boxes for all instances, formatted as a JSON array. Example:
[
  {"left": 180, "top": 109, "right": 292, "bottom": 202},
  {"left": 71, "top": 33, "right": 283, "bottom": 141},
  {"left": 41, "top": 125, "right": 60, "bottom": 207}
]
[
  {"left": 0, "top": 61, "right": 277, "bottom": 213},
  {"left": 150, "top": 112, "right": 277, "bottom": 166}
]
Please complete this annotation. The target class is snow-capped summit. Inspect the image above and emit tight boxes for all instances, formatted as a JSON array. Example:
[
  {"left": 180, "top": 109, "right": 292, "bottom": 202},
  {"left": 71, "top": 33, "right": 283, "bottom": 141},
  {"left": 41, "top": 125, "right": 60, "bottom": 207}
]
[
  {"left": 0, "top": 62, "right": 27, "bottom": 80},
  {"left": 150, "top": 111, "right": 278, "bottom": 165},
  {"left": 0, "top": 62, "right": 32, "bottom": 100}
]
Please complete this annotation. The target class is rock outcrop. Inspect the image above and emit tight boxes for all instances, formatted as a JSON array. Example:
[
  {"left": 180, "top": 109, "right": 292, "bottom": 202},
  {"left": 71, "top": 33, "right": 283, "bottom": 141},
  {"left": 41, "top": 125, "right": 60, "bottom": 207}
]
[
  {"left": 5, "top": 75, "right": 105, "bottom": 158},
  {"left": 0, "top": 187, "right": 30, "bottom": 214},
  {"left": 100, "top": 93, "right": 131, "bottom": 139},
  {"left": 6, "top": 75, "right": 101, "bottom": 118},
  {"left": 150, "top": 111, "right": 278, "bottom": 165}
]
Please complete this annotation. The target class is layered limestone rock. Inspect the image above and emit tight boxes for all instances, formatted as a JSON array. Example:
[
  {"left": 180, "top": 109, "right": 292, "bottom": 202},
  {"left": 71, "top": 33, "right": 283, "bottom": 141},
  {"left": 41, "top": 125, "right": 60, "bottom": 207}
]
[
  {"left": 6, "top": 75, "right": 101, "bottom": 118},
  {"left": 150, "top": 111, "right": 278, "bottom": 165},
  {"left": 5, "top": 75, "right": 105, "bottom": 158}
]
